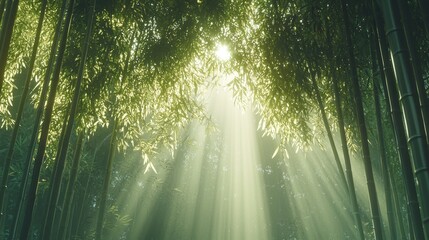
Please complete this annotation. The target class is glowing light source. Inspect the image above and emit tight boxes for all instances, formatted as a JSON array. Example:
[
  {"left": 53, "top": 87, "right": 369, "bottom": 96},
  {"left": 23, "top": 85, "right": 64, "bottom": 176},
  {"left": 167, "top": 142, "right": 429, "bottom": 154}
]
[{"left": 215, "top": 44, "right": 231, "bottom": 61}]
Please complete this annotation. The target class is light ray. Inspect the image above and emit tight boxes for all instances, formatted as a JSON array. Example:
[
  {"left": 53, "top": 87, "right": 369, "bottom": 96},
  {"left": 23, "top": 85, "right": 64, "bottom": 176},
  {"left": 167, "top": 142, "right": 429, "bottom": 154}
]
[
  {"left": 207, "top": 85, "right": 272, "bottom": 240},
  {"left": 107, "top": 78, "right": 385, "bottom": 240}
]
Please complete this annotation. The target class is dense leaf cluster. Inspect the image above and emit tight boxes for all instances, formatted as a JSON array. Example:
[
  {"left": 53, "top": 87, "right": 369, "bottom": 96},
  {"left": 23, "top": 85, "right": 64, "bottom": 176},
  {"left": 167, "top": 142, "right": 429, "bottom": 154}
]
[{"left": 0, "top": 0, "right": 429, "bottom": 239}]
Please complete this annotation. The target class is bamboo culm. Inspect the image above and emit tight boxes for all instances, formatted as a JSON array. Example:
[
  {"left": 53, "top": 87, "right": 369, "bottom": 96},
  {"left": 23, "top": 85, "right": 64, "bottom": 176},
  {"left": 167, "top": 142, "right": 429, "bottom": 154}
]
[
  {"left": 325, "top": 24, "right": 365, "bottom": 238},
  {"left": 95, "top": 120, "right": 119, "bottom": 240},
  {"left": 340, "top": 0, "right": 383, "bottom": 238},
  {"left": 56, "top": 131, "right": 85, "bottom": 239},
  {"left": 380, "top": 0, "right": 429, "bottom": 238},
  {"left": 417, "top": 0, "right": 429, "bottom": 34},
  {"left": 371, "top": 37, "right": 397, "bottom": 239},
  {"left": 9, "top": 1, "right": 68, "bottom": 238},
  {"left": 0, "top": 0, "right": 47, "bottom": 222},
  {"left": 308, "top": 67, "right": 348, "bottom": 191},
  {"left": 0, "top": 0, "right": 18, "bottom": 95},
  {"left": 373, "top": 1, "right": 425, "bottom": 238},
  {"left": 395, "top": 0, "right": 429, "bottom": 146},
  {"left": 0, "top": 0, "right": 7, "bottom": 21},
  {"left": 19, "top": 0, "right": 75, "bottom": 238},
  {"left": 42, "top": 1, "right": 96, "bottom": 238},
  {"left": 40, "top": 102, "right": 70, "bottom": 239},
  {"left": 94, "top": 27, "right": 134, "bottom": 239},
  {"left": 73, "top": 132, "right": 112, "bottom": 238}
]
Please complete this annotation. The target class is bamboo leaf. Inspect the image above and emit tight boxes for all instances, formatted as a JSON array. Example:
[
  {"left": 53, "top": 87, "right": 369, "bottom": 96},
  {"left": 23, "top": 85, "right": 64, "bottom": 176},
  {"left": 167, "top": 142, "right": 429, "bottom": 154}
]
[{"left": 271, "top": 146, "right": 279, "bottom": 159}]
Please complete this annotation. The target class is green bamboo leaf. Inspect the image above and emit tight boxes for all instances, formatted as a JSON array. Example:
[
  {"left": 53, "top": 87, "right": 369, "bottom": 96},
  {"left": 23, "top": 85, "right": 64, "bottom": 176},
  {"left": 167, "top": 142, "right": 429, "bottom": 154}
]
[{"left": 271, "top": 146, "right": 279, "bottom": 159}]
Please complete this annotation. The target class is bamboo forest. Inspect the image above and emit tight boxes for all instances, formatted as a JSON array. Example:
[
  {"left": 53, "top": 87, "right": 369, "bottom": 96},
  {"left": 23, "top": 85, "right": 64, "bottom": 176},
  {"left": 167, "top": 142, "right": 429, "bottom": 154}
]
[{"left": 1, "top": 0, "right": 429, "bottom": 239}]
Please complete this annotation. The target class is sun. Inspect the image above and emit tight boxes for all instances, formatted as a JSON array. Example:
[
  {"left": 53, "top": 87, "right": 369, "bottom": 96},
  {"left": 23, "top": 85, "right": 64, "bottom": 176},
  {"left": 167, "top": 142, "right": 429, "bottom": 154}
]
[{"left": 215, "top": 43, "right": 231, "bottom": 61}]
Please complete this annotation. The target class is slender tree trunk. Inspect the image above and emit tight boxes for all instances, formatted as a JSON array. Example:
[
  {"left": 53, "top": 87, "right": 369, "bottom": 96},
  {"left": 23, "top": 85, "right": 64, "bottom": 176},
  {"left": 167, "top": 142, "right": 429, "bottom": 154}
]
[
  {"left": 39, "top": 102, "right": 70, "bottom": 239},
  {"left": 417, "top": 0, "right": 429, "bottom": 34},
  {"left": 19, "top": 0, "right": 75, "bottom": 238},
  {"left": 9, "top": 1, "right": 67, "bottom": 238},
  {"left": 95, "top": 120, "right": 118, "bottom": 240},
  {"left": 395, "top": 0, "right": 429, "bottom": 145},
  {"left": 333, "top": 72, "right": 366, "bottom": 240},
  {"left": 73, "top": 174, "right": 91, "bottom": 238},
  {"left": 0, "top": 0, "right": 47, "bottom": 221},
  {"left": 65, "top": 200, "right": 77, "bottom": 239},
  {"left": 373, "top": 22, "right": 411, "bottom": 238},
  {"left": 371, "top": 39, "right": 397, "bottom": 239},
  {"left": 308, "top": 68, "right": 349, "bottom": 193},
  {"left": 380, "top": 0, "right": 429, "bottom": 238},
  {"left": 71, "top": 158, "right": 92, "bottom": 238},
  {"left": 95, "top": 27, "right": 134, "bottom": 239},
  {"left": 380, "top": 38, "right": 420, "bottom": 240},
  {"left": 372, "top": 2, "right": 425, "bottom": 239},
  {"left": 73, "top": 132, "right": 112, "bottom": 238},
  {"left": 0, "top": 0, "right": 11, "bottom": 58},
  {"left": 0, "top": 0, "right": 6, "bottom": 21},
  {"left": 325, "top": 22, "right": 365, "bottom": 239},
  {"left": 0, "top": 0, "right": 18, "bottom": 95},
  {"left": 375, "top": 44, "right": 407, "bottom": 238},
  {"left": 390, "top": 173, "right": 407, "bottom": 239},
  {"left": 56, "top": 131, "right": 84, "bottom": 239},
  {"left": 340, "top": 1, "right": 384, "bottom": 239},
  {"left": 42, "top": 2, "right": 95, "bottom": 238}
]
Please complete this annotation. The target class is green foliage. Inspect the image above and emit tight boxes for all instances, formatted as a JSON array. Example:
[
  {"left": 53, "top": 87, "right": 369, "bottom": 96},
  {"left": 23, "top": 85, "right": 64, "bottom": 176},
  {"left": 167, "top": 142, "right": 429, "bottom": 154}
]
[
  {"left": 104, "top": 204, "right": 132, "bottom": 229},
  {"left": 0, "top": 0, "right": 428, "bottom": 238},
  {"left": 1, "top": 0, "right": 379, "bottom": 160}
]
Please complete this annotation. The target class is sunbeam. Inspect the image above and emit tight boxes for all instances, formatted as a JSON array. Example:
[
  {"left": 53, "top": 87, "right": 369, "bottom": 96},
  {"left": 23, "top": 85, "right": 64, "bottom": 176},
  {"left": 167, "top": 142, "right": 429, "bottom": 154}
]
[
  {"left": 2, "top": 1, "right": 422, "bottom": 239},
  {"left": 207, "top": 85, "right": 271, "bottom": 240},
  {"left": 107, "top": 80, "right": 387, "bottom": 240},
  {"left": 115, "top": 82, "right": 272, "bottom": 240}
]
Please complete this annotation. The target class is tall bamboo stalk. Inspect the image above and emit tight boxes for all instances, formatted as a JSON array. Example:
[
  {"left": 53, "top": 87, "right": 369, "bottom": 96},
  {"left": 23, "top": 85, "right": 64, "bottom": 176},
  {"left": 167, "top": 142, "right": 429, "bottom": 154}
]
[
  {"left": 95, "top": 121, "right": 118, "bottom": 240},
  {"left": 373, "top": 12, "right": 425, "bottom": 239},
  {"left": 40, "top": 102, "right": 70, "bottom": 239},
  {"left": 9, "top": 1, "right": 67, "bottom": 238},
  {"left": 73, "top": 132, "right": 111, "bottom": 238},
  {"left": 389, "top": 174, "right": 407, "bottom": 239},
  {"left": 417, "top": 0, "right": 429, "bottom": 34},
  {"left": 325, "top": 25, "right": 365, "bottom": 238},
  {"left": 371, "top": 38, "right": 397, "bottom": 239},
  {"left": 373, "top": 1, "right": 425, "bottom": 238},
  {"left": 395, "top": 0, "right": 429, "bottom": 146},
  {"left": 19, "top": 0, "right": 75, "bottom": 238},
  {"left": 56, "top": 131, "right": 84, "bottom": 239},
  {"left": 308, "top": 67, "right": 349, "bottom": 194},
  {"left": 0, "top": 0, "right": 47, "bottom": 221},
  {"left": 95, "top": 27, "right": 134, "bottom": 239},
  {"left": 340, "top": 0, "right": 383, "bottom": 238},
  {"left": 42, "top": 2, "right": 96, "bottom": 238},
  {"left": 0, "top": 0, "right": 18, "bottom": 95},
  {"left": 374, "top": 37, "right": 407, "bottom": 237},
  {"left": 374, "top": 43, "right": 407, "bottom": 237},
  {"left": 0, "top": 0, "right": 7, "bottom": 21},
  {"left": 380, "top": 0, "right": 429, "bottom": 238},
  {"left": 0, "top": 0, "right": 11, "bottom": 47}
]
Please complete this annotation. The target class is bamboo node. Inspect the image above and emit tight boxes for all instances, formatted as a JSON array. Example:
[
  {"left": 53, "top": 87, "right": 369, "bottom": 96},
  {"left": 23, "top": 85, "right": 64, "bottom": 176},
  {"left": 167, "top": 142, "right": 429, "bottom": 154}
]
[
  {"left": 407, "top": 134, "right": 424, "bottom": 143},
  {"left": 414, "top": 166, "right": 429, "bottom": 175}
]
